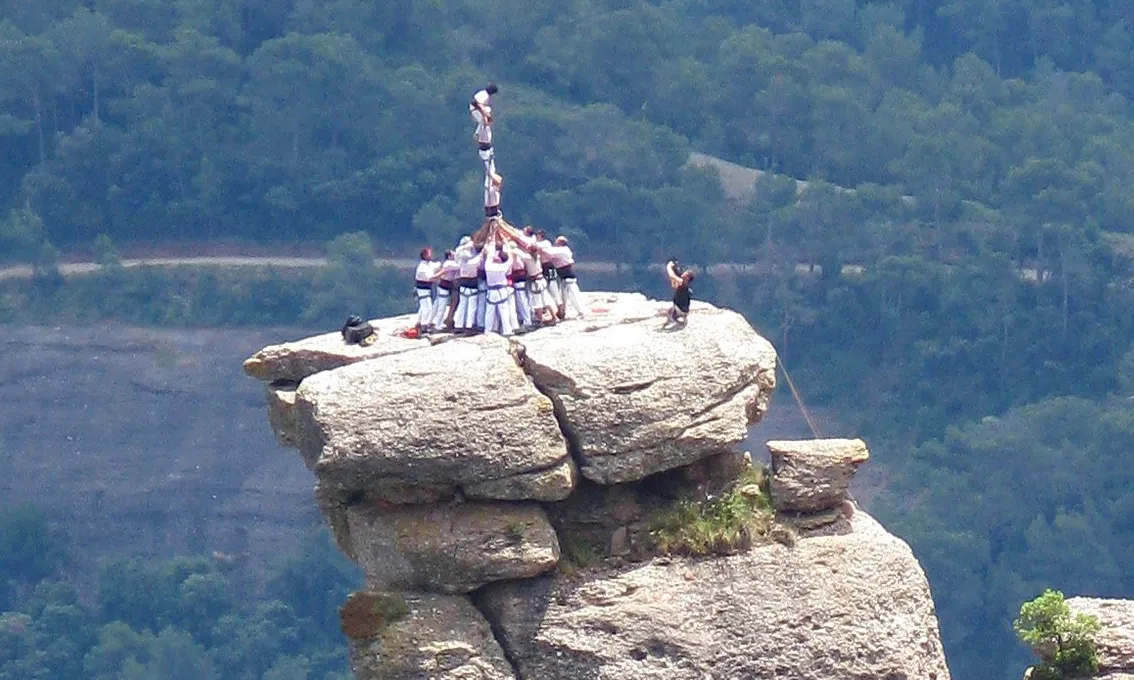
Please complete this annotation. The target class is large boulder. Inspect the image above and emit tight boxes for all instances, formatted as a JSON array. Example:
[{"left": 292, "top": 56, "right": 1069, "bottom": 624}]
[
  {"left": 347, "top": 501, "right": 559, "bottom": 594},
  {"left": 767, "top": 438, "right": 869, "bottom": 513},
  {"left": 1066, "top": 598, "right": 1134, "bottom": 675},
  {"left": 293, "top": 334, "right": 573, "bottom": 502},
  {"left": 344, "top": 591, "right": 516, "bottom": 680},
  {"left": 520, "top": 303, "right": 777, "bottom": 484},
  {"left": 475, "top": 511, "right": 951, "bottom": 680},
  {"left": 243, "top": 314, "right": 429, "bottom": 383}
]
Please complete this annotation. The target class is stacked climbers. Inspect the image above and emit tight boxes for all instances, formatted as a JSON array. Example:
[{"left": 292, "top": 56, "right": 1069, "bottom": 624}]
[{"left": 245, "top": 292, "right": 952, "bottom": 680}]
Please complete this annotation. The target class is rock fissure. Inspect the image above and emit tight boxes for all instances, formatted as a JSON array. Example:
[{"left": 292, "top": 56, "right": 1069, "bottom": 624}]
[
  {"left": 514, "top": 342, "right": 590, "bottom": 482},
  {"left": 470, "top": 588, "right": 527, "bottom": 680},
  {"left": 684, "top": 376, "right": 758, "bottom": 424},
  {"left": 470, "top": 394, "right": 538, "bottom": 413},
  {"left": 609, "top": 377, "right": 664, "bottom": 394}
]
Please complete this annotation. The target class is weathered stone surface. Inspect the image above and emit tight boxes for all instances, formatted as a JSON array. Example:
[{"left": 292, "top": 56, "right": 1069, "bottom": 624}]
[
  {"left": 347, "top": 592, "right": 516, "bottom": 680},
  {"left": 243, "top": 314, "right": 429, "bottom": 383},
  {"left": 294, "top": 334, "right": 572, "bottom": 500},
  {"left": 767, "top": 438, "right": 869, "bottom": 513},
  {"left": 347, "top": 501, "right": 559, "bottom": 594},
  {"left": 463, "top": 457, "right": 578, "bottom": 502},
  {"left": 1066, "top": 598, "right": 1134, "bottom": 673},
  {"left": 476, "top": 511, "right": 950, "bottom": 680},
  {"left": 520, "top": 303, "right": 777, "bottom": 484},
  {"left": 266, "top": 381, "right": 299, "bottom": 447}
]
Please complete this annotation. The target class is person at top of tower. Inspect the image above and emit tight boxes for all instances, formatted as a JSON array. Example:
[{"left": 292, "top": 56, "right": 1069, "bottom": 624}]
[{"left": 470, "top": 83, "right": 501, "bottom": 184}]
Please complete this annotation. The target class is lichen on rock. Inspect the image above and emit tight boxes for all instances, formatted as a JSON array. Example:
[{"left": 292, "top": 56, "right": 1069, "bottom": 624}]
[{"left": 347, "top": 501, "right": 560, "bottom": 594}]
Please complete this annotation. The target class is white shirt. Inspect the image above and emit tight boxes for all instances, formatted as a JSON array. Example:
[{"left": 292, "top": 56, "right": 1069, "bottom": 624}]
[
  {"left": 471, "top": 90, "right": 492, "bottom": 144},
  {"left": 415, "top": 260, "right": 439, "bottom": 283},
  {"left": 440, "top": 259, "right": 460, "bottom": 282},
  {"left": 484, "top": 247, "right": 514, "bottom": 287},
  {"left": 458, "top": 246, "right": 485, "bottom": 278},
  {"left": 540, "top": 244, "right": 574, "bottom": 268},
  {"left": 517, "top": 245, "right": 541, "bottom": 277}
]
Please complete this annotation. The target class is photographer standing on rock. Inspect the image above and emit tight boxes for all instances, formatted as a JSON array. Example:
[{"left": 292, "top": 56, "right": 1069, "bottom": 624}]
[{"left": 663, "top": 258, "right": 694, "bottom": 331}]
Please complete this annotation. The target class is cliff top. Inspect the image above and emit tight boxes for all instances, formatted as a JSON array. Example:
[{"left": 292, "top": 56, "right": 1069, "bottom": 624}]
[{"left": 245, "top": 292, "right": 953, "bottom": 680}]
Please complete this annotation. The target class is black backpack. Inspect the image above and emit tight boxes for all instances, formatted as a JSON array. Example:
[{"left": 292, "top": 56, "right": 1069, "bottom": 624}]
[{"left": 341, "top": 315, "right": 375, "bottom": 345}]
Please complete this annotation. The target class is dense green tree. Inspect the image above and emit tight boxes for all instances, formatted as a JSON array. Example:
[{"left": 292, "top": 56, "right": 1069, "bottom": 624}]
[{"left": 0, "top": 505, "right": 66, "bottom": 585}]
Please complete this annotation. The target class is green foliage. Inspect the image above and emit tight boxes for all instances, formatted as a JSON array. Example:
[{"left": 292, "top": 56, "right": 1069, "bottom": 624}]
[
  {"left": 0, "top": 208, "right": 49, "bottom": 265},
  {"left": 92, "top": 233, "right": 120, "bottom": 268},
  {"left": 650, "top": 466, "right": 774, "bottom": 556},
  {"left": 0, "top": 505, "right": 66, "bottom": 585},
  {"left": 1015, "top": 589, "right": 1101, "bottom": 679},
  {"left": 557, "top": 534, "right": 604, "bottom": 576},
  {"left": 265, "top": 528, "right": 363, "bottom": 641},
  {"left": 1, "top": 523, "right": 358, "bottom": 680},
  {"left": 875, "top": 396, "right": 1134, "bottom": 680}
]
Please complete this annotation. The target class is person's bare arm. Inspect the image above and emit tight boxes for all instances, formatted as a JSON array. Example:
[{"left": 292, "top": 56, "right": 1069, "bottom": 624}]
[
  {"left": 472, "top": 98, "right": 493, "bottom": 124},
  {"left": 665, "top": 260, "right": 682, "bottom": 288}
]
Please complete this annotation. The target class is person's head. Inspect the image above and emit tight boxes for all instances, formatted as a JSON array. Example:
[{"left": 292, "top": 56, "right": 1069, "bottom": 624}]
[
  {"left": 555, "top": 235, "right": 568, "bottom": 246},
  {"left": 444, "top": 249, "right": 455, "bottom": 260},
  {"left": 523, "top": 225, "right": 534, "bottom": 236},
  {"left": 486, "top": 82, "right": 498, "bottom": 95},
  {"left": 535, "top": 229, "right": 547, "bottom": 240},
  {"left": 420, "top": 247, "right": 433, "bottom": 260}
]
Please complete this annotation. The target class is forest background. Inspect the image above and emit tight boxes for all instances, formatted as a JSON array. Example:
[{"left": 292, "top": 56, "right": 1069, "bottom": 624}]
[{"left": 4, "top": 0, "right": 1134, "bottom": 678}]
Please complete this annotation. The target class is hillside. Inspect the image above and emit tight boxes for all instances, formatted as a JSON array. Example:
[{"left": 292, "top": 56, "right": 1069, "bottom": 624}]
[{"left": 3, "top": 1, "right": 1134, "bottom": 678}]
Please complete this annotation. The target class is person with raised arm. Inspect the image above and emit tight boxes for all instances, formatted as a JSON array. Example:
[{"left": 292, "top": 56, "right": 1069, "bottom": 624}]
[
  {"left": 413, "top": 247, "right": 440, "bottom": 333},
  {"left": 495, "top": 222, "right": 555, "bottom": 325},
  {"left": 662, "top": 258, "right": 695, "bottom": 331},
  {"left": 538, "top": 236, "right": 586, "bottom": 320},
  {"left": 533, "top": 229, "right": 560, "bottom": 317},
  {"left": 510, "top": 238, "right": 533, "bottom": 330},
  {"left": 430, "top": 249, "right": 460, "bottom": 330},
  {"left": 453, "top": 236, "right": 485, "bottom": 334},
  {"left": 482, "top": 236, "right": 517, "bottom": 336}
]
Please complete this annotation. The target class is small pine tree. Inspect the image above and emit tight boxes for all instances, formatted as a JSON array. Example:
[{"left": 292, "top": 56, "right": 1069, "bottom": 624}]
[{"left": 1015, "top": 589, "right": 1101, "bottom": 679}]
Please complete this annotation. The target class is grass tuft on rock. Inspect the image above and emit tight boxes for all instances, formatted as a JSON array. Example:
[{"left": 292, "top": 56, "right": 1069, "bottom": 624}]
[
  {"left": 650, "top": 466, "right": 774, "bottom": 556},
  {"left": 340, "top": 591, "right": 409, "bottom": 641},
  {"left": 558, "top": 534, "right": 604, "bottom": 576}
]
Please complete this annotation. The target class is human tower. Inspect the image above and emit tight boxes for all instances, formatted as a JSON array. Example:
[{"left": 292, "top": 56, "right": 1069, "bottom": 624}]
[{"left": 413, "top": 83, "right": 587, "bottom": 337}]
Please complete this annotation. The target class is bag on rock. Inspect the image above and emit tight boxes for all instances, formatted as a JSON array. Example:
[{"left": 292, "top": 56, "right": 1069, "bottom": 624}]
[{"left": 341, "top": 315, "right": 375, "bottom": 345}]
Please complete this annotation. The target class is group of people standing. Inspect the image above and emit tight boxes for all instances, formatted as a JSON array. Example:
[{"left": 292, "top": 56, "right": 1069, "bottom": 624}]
[
  {"left": 409, "top": 81, "right": 693, "bottom": 337},
  {"left": 414, "top": 221, "right": 586, "bottom": 336},
  {"left": 412, "top": 82, "right": 587, "bottom": 336}
]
